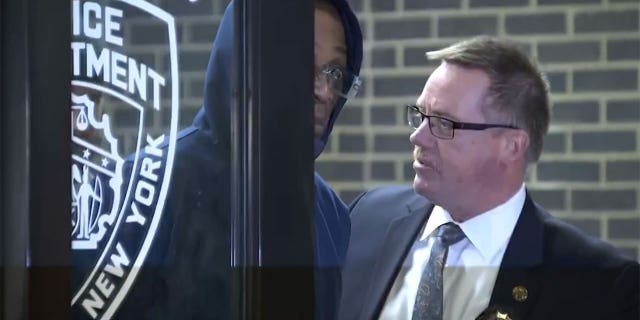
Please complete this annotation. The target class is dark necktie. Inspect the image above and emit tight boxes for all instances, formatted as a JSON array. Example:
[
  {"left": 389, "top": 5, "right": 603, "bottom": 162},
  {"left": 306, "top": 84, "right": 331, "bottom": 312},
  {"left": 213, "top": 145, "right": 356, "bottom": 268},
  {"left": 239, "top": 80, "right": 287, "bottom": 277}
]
[{"left": 412, "top": 222, "right": 465, "bottom": 320}]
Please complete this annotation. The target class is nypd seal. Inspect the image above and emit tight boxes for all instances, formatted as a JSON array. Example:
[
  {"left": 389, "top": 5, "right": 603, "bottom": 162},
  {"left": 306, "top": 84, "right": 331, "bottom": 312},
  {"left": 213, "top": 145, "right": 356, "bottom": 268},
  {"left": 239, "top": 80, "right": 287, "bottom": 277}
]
[{"left": 70, "top": 0, "right": 179, "bottom": 318}]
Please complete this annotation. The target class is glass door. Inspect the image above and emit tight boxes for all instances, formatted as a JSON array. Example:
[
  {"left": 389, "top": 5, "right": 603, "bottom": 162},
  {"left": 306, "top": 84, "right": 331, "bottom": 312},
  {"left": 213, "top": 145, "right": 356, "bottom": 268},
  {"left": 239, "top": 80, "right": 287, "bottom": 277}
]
[{"left": 1, "top": 0, "right": 316, "bottom": 318}]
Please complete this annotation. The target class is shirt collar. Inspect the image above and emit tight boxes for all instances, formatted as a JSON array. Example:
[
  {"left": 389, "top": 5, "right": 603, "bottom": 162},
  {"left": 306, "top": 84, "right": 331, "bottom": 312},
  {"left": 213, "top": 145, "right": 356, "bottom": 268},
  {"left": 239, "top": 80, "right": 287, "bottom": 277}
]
[{"left": 420, "top": 184, "right": 526, "bottom": 262}]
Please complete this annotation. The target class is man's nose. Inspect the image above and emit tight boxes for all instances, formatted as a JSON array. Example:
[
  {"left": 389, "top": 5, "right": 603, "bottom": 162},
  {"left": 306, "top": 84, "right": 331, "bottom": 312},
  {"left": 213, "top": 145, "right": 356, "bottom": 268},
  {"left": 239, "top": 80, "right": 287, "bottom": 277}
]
[
  {"left": 314, "top": 75, "right": 332, "bottom": 101},
  {"left": 409, "top": 120, "right": 435, "bottom": 148}
]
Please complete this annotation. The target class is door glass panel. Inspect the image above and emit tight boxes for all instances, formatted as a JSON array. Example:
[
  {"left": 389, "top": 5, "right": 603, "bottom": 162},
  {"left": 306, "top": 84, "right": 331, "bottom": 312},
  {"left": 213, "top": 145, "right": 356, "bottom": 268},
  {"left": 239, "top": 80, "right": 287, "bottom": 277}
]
[
  {"left": 70, "top": 0, "right": 227, "bottom": 318},
  {"left": 70, "top": 0, "right": 322, "bottom": 318}
]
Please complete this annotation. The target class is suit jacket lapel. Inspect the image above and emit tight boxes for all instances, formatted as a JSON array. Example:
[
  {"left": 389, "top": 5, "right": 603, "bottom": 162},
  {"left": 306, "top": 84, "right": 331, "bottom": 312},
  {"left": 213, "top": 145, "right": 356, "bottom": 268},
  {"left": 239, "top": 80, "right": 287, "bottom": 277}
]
[
  {"left": 360, "top": 197, "right": 433, "bottom": 320},
  {"left": 489, "top": 191, "right": 545, "bottom": 319}
]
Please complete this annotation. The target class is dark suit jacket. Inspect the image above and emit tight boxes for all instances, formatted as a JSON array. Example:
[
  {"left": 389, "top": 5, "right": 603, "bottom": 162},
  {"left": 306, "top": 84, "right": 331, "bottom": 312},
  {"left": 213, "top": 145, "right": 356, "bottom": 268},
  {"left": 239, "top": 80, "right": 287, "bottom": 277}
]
[{"left": 339, "top": 186, "right": 639, "bottom": 320}]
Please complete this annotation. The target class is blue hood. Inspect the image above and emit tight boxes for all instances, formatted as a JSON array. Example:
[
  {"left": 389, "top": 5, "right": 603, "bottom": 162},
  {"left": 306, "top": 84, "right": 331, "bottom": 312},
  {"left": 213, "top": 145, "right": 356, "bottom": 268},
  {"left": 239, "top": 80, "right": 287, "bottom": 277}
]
[{"left": 192, "top": 0, "right": 363, "bottom": 158}]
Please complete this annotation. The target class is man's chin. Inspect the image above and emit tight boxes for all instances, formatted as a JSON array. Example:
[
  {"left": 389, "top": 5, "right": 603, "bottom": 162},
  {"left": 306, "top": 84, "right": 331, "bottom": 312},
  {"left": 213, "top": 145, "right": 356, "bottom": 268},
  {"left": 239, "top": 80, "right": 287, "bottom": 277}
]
[
  {"left": 413, "top": 175, "right": 434, "bottom": 199},
  {"left": 314, "top": 125, "right": 326, "bottom": 138}
]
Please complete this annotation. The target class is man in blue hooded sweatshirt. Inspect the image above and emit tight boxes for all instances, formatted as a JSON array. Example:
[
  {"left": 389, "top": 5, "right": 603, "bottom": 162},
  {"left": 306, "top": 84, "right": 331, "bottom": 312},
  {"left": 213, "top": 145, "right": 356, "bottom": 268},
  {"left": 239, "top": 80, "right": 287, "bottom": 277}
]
[{"left": 109, "top": 0, "right": 363, "bottom": 319}]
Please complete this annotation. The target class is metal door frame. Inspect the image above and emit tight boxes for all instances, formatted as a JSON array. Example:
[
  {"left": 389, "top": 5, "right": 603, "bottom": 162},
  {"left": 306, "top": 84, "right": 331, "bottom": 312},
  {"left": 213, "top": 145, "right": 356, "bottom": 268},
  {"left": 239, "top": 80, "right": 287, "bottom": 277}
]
[
  {"left": 232, "top": 0, "right": 316, "bottom": 318},
  {"left": 1, "top": 0, "right": 71, "bottom": 318}
]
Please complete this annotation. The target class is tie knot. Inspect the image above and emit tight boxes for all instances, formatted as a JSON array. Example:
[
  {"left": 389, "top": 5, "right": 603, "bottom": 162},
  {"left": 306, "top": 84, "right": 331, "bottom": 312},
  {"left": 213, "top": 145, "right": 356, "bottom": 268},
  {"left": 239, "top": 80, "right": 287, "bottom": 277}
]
[{"left": 435, "top": 222, "right": 465, "bottom": 246}]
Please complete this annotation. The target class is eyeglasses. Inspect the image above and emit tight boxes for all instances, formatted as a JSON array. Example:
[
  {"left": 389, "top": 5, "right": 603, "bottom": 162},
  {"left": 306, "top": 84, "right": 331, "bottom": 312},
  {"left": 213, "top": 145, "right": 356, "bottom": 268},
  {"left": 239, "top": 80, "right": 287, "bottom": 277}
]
[
  {"left": 315, "top": 64, "right": 362, "bottom": 100},
  {"left": 406, "top": 105, "right": 519, "bottom": 139}
]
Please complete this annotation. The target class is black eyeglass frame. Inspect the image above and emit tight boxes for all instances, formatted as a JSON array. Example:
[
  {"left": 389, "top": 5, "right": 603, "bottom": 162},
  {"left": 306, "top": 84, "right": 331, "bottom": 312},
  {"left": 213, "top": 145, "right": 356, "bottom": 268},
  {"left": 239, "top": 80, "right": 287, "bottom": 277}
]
[{"left": 406, "top": 104, "right": 520, "bottom": 139}]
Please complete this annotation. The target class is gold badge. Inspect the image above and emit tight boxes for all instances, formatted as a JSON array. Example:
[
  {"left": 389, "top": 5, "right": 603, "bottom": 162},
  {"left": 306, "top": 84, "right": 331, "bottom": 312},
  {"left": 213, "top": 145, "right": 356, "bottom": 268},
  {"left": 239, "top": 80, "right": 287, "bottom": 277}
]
[
  {"left": 512, "top": 285, "right": 528, "bottom": 302},
  {"left": 496, "top": 311, "right": 512, "bottom": 320}
]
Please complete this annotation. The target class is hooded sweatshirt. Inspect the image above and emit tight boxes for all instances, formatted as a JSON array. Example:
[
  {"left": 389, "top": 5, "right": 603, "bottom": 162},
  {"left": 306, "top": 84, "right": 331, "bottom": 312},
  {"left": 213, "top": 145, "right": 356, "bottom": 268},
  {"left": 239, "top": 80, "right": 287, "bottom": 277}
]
[{"left": 113, "top": 0, "right": 363, "bottom": 319}]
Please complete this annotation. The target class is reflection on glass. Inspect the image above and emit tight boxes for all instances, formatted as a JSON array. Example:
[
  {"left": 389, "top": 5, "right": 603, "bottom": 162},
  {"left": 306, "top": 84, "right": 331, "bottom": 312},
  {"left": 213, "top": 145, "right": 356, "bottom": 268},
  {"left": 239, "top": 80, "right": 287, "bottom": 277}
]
[
  {"left": 71, "top": 0, "right": 365, "bottom": 318},
  {"left": 70, "top": 0, "right": 179, "bottom": 318}
]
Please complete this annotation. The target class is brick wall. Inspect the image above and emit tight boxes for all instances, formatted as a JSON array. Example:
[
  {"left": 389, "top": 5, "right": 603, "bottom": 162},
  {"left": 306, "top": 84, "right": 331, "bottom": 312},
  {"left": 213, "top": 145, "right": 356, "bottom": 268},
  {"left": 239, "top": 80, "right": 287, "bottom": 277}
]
[{"left": 117, "top": 0, "right": 639, "bottom": 259}]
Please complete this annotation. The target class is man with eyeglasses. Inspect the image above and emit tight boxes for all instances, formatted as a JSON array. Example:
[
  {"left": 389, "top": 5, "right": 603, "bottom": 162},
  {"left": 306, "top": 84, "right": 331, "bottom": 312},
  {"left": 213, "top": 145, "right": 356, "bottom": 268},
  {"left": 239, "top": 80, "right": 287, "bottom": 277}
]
[{"left": 339, "top": 37, "right": 638, "bottom": 320}]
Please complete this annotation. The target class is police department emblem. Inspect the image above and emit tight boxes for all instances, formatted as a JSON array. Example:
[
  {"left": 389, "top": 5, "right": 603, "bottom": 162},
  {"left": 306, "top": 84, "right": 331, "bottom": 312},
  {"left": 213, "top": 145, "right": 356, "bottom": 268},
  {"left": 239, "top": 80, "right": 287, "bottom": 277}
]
[
  {"left": 71, "top": 93, "right": 124, "bottom": 251},
  {"left": 70, "top": 0, "right": 179, "bottom": 318}
]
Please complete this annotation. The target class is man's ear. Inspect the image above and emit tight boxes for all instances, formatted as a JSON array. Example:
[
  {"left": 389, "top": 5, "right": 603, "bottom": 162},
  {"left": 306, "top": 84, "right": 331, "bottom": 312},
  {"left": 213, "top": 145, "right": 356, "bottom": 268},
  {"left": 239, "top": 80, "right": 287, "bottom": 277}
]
[{"left": 501, "top": 129, "right": 529, "bottom": 163}]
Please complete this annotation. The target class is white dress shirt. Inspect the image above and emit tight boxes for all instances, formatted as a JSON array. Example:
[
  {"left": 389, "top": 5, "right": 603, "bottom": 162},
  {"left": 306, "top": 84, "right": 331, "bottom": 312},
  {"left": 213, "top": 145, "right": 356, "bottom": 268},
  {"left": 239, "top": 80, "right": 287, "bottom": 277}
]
[{"left": 379, "top": 184, "right": 526, "bottom": 320}]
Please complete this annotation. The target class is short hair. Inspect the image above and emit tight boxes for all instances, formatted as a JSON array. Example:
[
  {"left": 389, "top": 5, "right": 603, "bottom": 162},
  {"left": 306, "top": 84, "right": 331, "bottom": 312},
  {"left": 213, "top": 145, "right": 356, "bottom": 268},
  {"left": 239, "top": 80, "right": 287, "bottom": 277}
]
[{"left": 427, "top": 36, "right": 551, "bottom": 164}]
